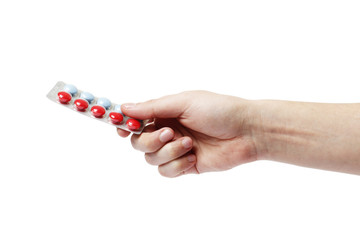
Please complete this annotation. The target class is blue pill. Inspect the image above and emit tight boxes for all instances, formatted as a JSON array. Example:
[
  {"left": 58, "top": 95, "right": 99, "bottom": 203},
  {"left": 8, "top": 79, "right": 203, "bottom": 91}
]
[
  {"left": 63, "top": 84, "right": 78, "bottom": 96},
  {"left": 113, "top": 104, "right": 123, "bottom": 114},
  {"left": 97, "top": 97, "right": 111, "bottom": 110},
  {"left": 80, "top": 92, "right": 95, "bottom": 104}
]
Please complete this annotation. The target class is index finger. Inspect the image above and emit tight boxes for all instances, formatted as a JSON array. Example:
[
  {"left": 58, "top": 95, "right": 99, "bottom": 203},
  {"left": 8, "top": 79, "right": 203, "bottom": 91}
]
[
  {"left": 130, "top": 126, "right": 175, "bottom": 153},
  {"left": 121, "top": 92, "right": 190, "bottom": 120}
]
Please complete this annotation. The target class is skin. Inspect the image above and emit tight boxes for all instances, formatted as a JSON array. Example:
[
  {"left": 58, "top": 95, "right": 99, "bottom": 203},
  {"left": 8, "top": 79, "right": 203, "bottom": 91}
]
[{"left": 117, "top": 91, "right": 360, "bottom": 177}]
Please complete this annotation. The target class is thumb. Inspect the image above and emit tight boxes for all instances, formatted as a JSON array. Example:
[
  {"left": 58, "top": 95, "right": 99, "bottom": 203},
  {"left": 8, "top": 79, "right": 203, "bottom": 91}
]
[{"left": 121, "top": 93, "right": 189, "bottom": 120}]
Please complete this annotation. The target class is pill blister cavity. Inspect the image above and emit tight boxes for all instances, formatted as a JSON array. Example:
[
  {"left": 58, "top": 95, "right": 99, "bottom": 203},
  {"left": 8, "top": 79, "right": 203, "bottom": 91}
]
[
  {"left": 91, "top": 105, "right": 106, "bottom": 118},
  {"left": 97, "top": 98, "right": 111, "bottom": 110},
  {"left": 58, "top": 91, "right": 72, "bottom": 104},
  {"left": 109, "top": 112, "right": 124, "bottom": 125},
  {"left": 74, "top": 99, "right": 89, "bottom": 111},
  {"left": 113, "top": 104, "right": 123, "bottom": 114},
  {"left": 80, "top": 92, "right": 95, "bottom": 104},
  {"left": 126, "top": 119, "right": 141, "bottom": 131},
  {"left": 64, "top": 84, "right": 78, "bottom": 96}
]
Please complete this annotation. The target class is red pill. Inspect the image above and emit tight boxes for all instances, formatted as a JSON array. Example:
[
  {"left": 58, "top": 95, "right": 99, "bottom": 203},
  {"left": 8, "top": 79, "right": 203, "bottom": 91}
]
[
  {"left": 58, "top": 91, "right": 72, "bottom": 104},
  {"left": 109, "top": 112, "right": 124, "bottom": 125},
  {"left": 126, "top": 119, "right": 141, "bottom": 131},
  {"left": 74, "top": 99, "right": 89, "bottom": 111},
  {"left": 91, "top": 105, "right": 106, "bottom": 118}
]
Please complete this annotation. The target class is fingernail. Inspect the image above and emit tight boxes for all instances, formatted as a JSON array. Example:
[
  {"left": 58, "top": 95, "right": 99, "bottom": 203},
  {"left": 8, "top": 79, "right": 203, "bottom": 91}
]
[
  {"left": 122, "top": 103, "right": 136, "bottom": 109},
  {"left": 182, "top": 138, "right": 192, "bottom": 148},
  {"left": 159, "top": 129, "right": 173, "bottom": 142},
  {"left": 187, "top": 155, "right": 196, "bottom": 162}
]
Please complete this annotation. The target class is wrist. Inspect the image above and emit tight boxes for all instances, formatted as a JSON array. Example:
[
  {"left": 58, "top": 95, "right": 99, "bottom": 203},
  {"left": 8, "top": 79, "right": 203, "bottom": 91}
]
[
  {"left": 232, "top": 98, "right": 273, "bottom": 161},
  {"left": 244, "top": 99, "right": 305, "bottom": 161},
  {"left": 241, "top": 100, "right": 271, "bottom": 160}
]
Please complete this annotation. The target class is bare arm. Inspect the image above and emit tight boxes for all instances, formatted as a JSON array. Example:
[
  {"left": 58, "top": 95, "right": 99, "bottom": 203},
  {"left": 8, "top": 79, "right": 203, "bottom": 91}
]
[{"left": 250, "top": 100, "right": 360, "bottom": 174}]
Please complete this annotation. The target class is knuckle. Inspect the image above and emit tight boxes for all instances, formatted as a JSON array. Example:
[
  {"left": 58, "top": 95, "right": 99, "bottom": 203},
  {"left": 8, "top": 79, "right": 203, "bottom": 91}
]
[
  {"left": 131, "top": 134, "right": 156, "bottom": 152},
  {"left": 146, "top": 99, "right": 156, "bottom": 105},
  {"left": 166, "top": 143, "right": 178, "bottom": 159},
  {"left": 179, "top": 91, "right": 193, "bottom": 100},
  {"left": 143, "top": 139, "right": 154, "bottom": 152},
  {"left": 172, "top": 160, "right": 183, "bottom": 172},
  {"left": 180, "top": 90, "right": 191, "bottom": 95}
]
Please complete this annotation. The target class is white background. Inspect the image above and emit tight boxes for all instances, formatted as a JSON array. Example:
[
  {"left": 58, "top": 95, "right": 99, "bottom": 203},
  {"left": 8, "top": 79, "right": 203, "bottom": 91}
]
[{"left": 0, "top": 1, "right": 359, "bottom": 239}]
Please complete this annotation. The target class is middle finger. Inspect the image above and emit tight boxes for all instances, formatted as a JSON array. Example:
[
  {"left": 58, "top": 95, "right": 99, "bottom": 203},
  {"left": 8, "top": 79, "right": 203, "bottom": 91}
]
[{"left": 144, "top": 136, "right": 193, "bottom": 166}]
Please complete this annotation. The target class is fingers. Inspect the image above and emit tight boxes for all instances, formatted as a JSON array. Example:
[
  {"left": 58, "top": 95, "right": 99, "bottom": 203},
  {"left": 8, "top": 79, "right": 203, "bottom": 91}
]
[
  {"left": 116, "top": 121, "right": 198, "bottom": 178},
  {"left": 121, "top": 92, "right": 190, "bottom": 120},
  {"left": 158, "top": 154, "right": 197, "bottom": 178},
  {"left": 144, "top": 137, "right": 193, "bottom": 165},
  {"left": 117, "top": 128, "right": 131, "bottom": 138},
  {"left": 131, "top": 127, "right": 175, "bottom": 153}
]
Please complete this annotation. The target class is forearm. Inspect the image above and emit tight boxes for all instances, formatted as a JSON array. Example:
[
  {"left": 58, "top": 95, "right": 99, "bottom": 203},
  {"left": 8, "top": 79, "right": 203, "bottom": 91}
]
[{"left": 248, "top": 100, "right": 360, "bottom": 174}]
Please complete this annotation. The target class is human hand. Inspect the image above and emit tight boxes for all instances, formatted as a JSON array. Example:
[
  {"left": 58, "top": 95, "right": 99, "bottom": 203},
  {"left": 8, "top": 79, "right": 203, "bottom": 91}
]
[{"left": 117, "top": 91, "right": 258, "bottom": 177}]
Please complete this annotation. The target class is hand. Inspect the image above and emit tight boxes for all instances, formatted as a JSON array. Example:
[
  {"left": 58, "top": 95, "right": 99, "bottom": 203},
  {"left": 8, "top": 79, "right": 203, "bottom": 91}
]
[{"left": 117, "top": 91, "right": 258, "bottom": 177}]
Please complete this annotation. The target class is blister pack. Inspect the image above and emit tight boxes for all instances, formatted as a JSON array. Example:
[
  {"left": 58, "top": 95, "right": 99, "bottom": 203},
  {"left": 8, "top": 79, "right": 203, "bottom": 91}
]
[{"left": 47, "top": 81, "right": 149, "bottom": 134}]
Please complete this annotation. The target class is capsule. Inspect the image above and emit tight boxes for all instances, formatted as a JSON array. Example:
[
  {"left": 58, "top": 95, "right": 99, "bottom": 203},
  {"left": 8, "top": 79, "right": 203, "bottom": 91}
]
[
  {"left": 58, "top": 91, "right": 72, "bottom": 104},
  {"left": 97, "top": 98, "right": 111, "bottom": 110},
  {"left": 63, "top": 84, "right": 78, "bottom": 96},
  {"left": 109, "top": 112, "right": 124, "bottom": 125},
  {"left": 126, "top": 119, "right": 141, "bottom": 131},
  {"left": 80, "top": 92, "right": 95, "bottom": 104},
  {"left": 113, "top": 104, "right": 123, "bottom": 114},
  {"left": 74, "top": 99, "right": 89, "bottom": 111},
  {"left": 91, "top": 105, "right": 106, "bottom": 118}
]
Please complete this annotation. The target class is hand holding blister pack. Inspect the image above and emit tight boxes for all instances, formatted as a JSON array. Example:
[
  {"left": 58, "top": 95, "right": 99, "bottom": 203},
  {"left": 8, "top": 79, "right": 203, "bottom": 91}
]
[{"left": 47, "top": 81, "right": 149, "bottom": 134}]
